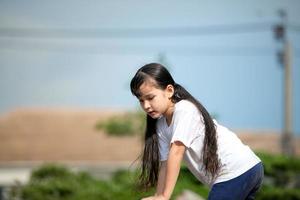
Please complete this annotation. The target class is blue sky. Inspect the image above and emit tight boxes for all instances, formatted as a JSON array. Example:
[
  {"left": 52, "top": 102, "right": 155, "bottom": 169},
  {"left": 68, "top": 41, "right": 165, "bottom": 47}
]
[{"left": 0, "top": 0, "right": 299, "bottom": 134}]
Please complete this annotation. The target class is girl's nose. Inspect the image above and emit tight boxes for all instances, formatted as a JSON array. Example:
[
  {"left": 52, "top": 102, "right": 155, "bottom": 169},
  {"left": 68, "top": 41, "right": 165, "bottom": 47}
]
[{"left": 143, "top": 101, "right": 150, "bottom": 110}]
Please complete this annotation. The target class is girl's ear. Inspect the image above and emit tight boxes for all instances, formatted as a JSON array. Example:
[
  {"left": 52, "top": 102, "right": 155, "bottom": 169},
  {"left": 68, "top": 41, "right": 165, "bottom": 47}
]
[{"left": 166, "top": 84, "right": 175, "bottom": 99}]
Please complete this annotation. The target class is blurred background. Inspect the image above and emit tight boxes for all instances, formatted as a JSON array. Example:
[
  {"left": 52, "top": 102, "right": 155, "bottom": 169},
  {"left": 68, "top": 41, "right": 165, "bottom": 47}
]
[{"left": 0, "top": 1, "right": 299, "bottom": 199}]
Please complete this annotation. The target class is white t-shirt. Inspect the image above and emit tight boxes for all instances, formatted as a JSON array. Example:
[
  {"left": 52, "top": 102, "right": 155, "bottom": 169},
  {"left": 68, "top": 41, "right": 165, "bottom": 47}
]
[{"left": 156, "top": 100, "right": 261, "bottom": 186}]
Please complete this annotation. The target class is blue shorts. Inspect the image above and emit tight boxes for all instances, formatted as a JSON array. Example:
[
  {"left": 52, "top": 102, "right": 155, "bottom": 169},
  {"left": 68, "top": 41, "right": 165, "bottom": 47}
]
[{"left": 208, "top": 162, "right": 264, "bottom": 200}]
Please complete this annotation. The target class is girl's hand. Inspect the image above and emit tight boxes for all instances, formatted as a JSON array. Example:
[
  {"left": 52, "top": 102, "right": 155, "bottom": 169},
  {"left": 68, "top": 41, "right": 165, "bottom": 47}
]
[
  {"left": 141, "top": 195, "right": 168, "bottom": 200},
  {"left": 141, "top": 197, "right": 155, "bottom": 200}
]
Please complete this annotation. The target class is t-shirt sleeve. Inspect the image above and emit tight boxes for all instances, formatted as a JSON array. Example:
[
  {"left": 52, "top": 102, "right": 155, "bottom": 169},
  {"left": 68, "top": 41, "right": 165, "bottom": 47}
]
[{"left": 170, "top": 107, "right": 205, "bottom": 148}]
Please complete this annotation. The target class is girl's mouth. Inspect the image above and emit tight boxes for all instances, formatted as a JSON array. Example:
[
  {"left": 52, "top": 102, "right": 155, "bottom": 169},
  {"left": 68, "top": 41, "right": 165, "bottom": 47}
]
[{"left": 148, "top": 111, "right": 156, "bottom": 115}]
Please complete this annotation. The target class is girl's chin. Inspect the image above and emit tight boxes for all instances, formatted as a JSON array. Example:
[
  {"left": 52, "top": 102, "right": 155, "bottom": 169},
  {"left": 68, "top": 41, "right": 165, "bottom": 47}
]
[{"left": 148, "top": 112, "right": 161, "bottom": 119}]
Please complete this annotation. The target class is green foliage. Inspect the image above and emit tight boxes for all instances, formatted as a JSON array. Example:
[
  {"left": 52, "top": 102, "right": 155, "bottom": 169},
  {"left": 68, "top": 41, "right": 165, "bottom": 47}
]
[
  {"left": 95, "top": 111, "right": 146, "bottom": 136},
  {"left": 257, "top": 152, "right": 300, "bottom": 175},
  {"left": 96, "top": 110, "right": 217, "bottom": 137},
  {"left": 97, "top": 116, "right": 134, "bottom": 136},
  {"left": 9, "top": 163, "right": 207, "bottom": 200},
  {"left": 256, "top": 186, "right": 300, "bottom": 200},
  {"left": 254, "top": 152, "right": 300, "bottom": 200},
  {"left": 9, "top": 163, "right": 135, "bottom": 200},
  {"left": 8, "top": 152, "right": 300, "bottom": 200},
  {"left": 256, "top": 152, "right": 300, "bottom": 188},
  {"left": 30, "top": 164, "right": 73, "bottom": 180},
  {"left": 17, "top": 164, "right": 110, "bottom": 200}
]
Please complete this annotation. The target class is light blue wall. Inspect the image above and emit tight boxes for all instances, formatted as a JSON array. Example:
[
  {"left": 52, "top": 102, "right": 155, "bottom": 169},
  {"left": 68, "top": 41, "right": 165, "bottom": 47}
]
[{"left": 0, "top": 1, "right": 299, "bottom": 134}]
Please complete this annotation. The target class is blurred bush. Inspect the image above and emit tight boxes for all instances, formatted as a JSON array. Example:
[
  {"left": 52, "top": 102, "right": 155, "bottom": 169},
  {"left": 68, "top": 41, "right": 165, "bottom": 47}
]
[
  {"left": 8, "top": 163, "right": 207, "bottom": 200},
  {"left": 8, "top": 153, "right": 300, "bottom": 200},
  {"left": 95, "top": 111, "right": 146, "bottom": 136},
  {"left": 256, "top": 152, "right": 300, "bottom": 200},
  {"left": 257, "top": 152, "right": 300, "bottom": 188},
  {"left": 257, "top": 186, "right": 300, "bottom": 200},
  {"left": 8, "top": 163, "right": 149, "bottom": 200},
  {"left": 95, "top": 110, "right": 217, "bottom": 137}
]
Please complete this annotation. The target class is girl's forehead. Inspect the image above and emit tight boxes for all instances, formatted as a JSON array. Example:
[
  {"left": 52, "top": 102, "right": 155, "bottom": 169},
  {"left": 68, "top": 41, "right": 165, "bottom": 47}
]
[
  {"left": 137, "top": 80, "right": 161, "bottom": 96},
  {"left": 139, "top": 81, "right": 158, "bottom": 93}
]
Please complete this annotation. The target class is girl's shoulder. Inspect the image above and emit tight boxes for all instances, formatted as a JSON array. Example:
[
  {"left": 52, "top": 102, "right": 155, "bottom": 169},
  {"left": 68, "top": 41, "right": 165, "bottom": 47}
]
[
  {"left": 174, "top": 100, "right": 204, "bottom": 123},
  {"left": 175, "top": 100, "right": 198, "bottom": 113}
]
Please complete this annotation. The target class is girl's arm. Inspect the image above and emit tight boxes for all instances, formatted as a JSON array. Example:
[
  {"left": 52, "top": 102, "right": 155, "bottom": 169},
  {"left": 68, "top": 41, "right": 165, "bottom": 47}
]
[
  {"left": 141, "top": 141, "right": 185, "bottom": 200},
  {"left": 161, "top": 141, "right": 186, "bottom": 199},
  {"left": 155, "top": 161, "right": 167, "bottom": 195}
]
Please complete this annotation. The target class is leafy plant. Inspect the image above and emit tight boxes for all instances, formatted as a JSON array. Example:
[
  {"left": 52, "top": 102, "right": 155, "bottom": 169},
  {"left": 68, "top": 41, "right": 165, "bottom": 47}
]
[
  {"left": 256, "top": 152, "right": 300, "bottom": 188},
  {"left": 8, "top": 163, "right": 208, "bottom": 200},
  {"left": 8, "top": 152, "right": 300, "bottom": 200},
  {"left": 95, "top": 111, "right": 146, "bottom": 136}
]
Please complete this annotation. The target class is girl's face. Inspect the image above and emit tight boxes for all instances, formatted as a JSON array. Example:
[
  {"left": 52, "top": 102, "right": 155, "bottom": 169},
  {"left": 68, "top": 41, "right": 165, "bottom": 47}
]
[{"left": 137, "top": 80, "right": 174, "bottom": 119}]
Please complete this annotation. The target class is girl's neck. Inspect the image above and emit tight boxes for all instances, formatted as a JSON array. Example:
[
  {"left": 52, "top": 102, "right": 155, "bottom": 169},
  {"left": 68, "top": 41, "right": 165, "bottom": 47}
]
[{"left": 164, "top": 102, "right": 175, "bottom": 126}]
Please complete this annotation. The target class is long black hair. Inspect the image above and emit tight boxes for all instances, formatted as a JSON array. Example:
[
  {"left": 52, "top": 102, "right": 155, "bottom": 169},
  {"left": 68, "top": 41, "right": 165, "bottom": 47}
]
[{"left": 130, "top": 63, "right": 220, "bottom": 189}]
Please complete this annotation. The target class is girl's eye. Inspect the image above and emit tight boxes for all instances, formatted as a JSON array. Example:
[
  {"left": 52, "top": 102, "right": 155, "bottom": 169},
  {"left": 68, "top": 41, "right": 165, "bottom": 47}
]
[{"left": 148, "top": 96, "right": 155, "bottom": 100}]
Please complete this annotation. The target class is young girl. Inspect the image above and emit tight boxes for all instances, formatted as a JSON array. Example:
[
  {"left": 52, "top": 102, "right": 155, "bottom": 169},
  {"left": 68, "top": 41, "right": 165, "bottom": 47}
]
[{"left": 130, "top": 63, "right": 264, "bottom": 200}]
